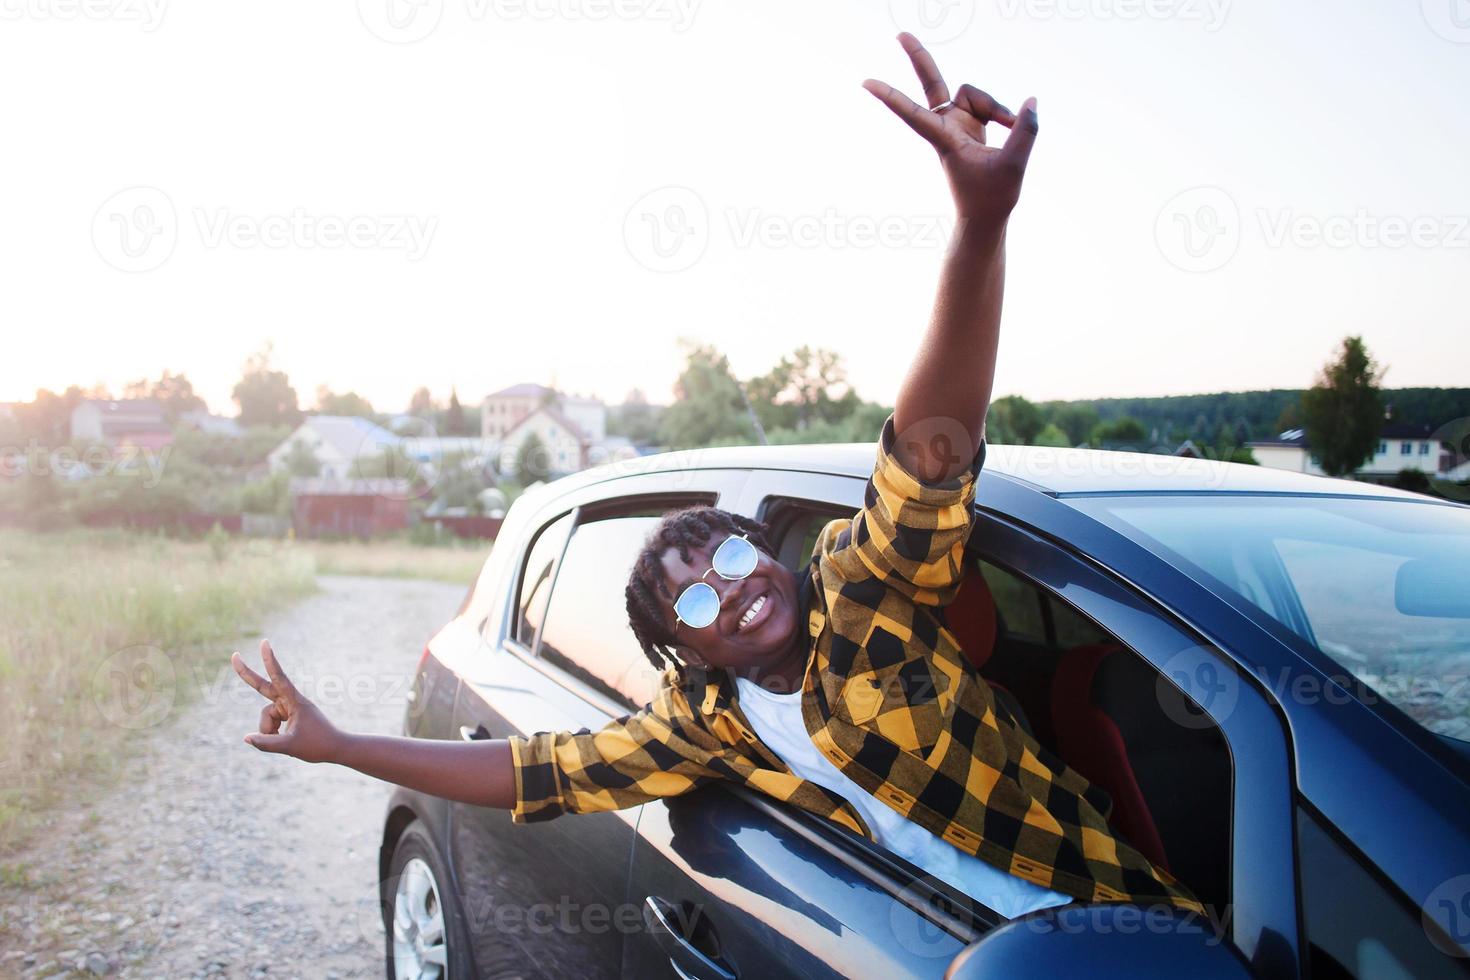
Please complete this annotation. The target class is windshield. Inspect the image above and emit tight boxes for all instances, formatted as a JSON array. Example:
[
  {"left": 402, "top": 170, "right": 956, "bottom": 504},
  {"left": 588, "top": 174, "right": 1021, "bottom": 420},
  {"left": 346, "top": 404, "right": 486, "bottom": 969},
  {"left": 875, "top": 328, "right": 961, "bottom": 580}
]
[{"left": 1070, "top": 494, "right": 1470, "bottom": 742}]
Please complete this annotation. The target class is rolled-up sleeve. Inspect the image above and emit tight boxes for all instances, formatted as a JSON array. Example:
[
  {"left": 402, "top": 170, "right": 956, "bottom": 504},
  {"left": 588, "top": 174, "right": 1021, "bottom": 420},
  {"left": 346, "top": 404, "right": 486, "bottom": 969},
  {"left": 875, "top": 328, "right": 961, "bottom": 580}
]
[
  {"left": 506, "top": 676, "right": 721, "bottom": 823},
  {"left": 820, "top": 411, "right": 985, "bottom": 607}
]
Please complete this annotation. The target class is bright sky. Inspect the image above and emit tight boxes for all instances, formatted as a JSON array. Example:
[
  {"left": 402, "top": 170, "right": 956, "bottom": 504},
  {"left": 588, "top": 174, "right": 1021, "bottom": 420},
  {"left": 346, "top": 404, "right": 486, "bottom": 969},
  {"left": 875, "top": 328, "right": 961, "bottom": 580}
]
[{"left": 2, "top": 0, "right": 1465, "bottom": 416}]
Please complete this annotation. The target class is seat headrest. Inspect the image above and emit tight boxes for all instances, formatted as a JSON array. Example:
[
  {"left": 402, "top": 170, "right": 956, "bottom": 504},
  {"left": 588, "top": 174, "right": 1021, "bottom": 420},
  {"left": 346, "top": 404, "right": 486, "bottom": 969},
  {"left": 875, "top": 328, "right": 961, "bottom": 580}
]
[{"left": 948, "top": 562, "right": 998, "bottom": 670}]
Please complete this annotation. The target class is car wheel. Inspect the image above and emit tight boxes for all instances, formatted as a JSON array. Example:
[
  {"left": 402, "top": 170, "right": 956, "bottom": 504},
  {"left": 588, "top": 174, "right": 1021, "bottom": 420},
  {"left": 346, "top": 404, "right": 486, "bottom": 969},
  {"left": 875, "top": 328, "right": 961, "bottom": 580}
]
[{"left": 384, "top": 820, "right": 473, "bottom": 980}]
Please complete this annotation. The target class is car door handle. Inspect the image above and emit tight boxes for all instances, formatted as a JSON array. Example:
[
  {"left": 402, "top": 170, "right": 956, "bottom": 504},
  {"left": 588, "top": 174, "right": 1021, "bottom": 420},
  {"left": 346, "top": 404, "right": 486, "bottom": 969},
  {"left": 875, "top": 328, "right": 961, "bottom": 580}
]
[
  {"left": 642, "top": 896, "right": 737, "bottom": 980},
  {"left": 458, "top": 724, "right": 491, "bottom": 741}
]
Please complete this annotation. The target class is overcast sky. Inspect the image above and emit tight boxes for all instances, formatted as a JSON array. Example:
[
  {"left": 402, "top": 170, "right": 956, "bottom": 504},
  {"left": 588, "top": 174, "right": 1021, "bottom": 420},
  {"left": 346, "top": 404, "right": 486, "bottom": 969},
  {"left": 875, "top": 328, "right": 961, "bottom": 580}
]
[{"left": 2, "top": 0, "right": 1466, "bottom": 416}]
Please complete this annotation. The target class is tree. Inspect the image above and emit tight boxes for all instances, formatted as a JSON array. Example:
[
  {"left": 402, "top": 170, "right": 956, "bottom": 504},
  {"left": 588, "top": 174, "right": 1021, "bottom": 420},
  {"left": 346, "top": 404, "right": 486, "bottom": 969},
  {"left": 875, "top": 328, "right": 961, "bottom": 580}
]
[
  {"left": 446, "top": 387, "right": 466, "bottom": 436},
  {"left": 1091, "top": 416, "right": 1148, "bottom": 445},
  {"left": 609, "top": 388, "right": 661, "bottom": 445},
  {"left": 747, "top": 347, "right": 858, "bottom": 434},
  {"left": 1052, "top": 404, "right": 1099, "bottom": 446},
  {"left": 515, "top": 432, "right": 551, "bottom": 484},
  {"left": 123, "top": 370, "right": 207, "bottom": 423},
  {"left": 1301, "top": 336, "right": 1385, "bottom": 477},
  {"left": 282, "top": 440, "right": 321, "bottom": 477},
  {"left": 314, "top": 386, "right": 376, "bottom": 418},
  {"left": 408, "top": 387, "right": 439, "bottom": 421},
  {"left": 990, "top": 395, "right": 1044, "bottom": 445},
  {"left": 657, "top": 342, "right": 758, "bottom": 449},
  {"left": 232, "top": 344, "right": 300, "bottom": 428},
  {"left": 1034, "top": 423, "right": 1071, "bottom": 447}
]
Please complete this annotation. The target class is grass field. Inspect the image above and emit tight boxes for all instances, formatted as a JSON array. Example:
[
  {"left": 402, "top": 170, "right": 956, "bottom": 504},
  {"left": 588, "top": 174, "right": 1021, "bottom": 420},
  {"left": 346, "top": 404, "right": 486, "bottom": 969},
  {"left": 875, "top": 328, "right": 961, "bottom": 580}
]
[
  {"left": 0, "top": 528, "right": 319, "bottom": 855},
  {"left": 298, "top": 535, "right": 489, "bottom": 585},
  {"left": 0, "top": 527, "right": 491, "bottom": 859}
]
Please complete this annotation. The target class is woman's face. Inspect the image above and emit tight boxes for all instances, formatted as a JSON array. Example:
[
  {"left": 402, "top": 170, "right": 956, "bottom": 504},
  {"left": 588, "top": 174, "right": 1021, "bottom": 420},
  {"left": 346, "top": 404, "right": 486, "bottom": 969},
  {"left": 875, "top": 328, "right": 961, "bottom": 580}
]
[{"left": 657, "top": 535, "right": 802, "bottom": 673}]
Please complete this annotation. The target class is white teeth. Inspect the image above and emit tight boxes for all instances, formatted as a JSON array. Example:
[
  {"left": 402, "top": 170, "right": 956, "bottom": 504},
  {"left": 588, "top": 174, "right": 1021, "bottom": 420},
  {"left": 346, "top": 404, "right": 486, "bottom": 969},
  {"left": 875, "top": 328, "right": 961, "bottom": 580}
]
[{"left": 739, "top": 594, "right": 767, "bottom": 629}]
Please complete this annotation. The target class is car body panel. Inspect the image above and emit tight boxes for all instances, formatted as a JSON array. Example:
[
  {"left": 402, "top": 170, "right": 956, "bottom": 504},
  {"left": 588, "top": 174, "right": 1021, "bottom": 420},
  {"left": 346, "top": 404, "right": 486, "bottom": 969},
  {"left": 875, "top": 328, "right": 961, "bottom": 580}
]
[{"left": 382, "top": 441, "right": 1470, "bottom": 977}]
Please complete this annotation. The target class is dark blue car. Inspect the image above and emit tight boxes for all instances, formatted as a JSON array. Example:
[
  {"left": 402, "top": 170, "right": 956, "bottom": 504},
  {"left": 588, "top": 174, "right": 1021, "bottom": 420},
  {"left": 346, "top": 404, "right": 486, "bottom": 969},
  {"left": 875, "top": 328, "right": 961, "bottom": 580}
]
[{"left": 378, "top": 441, "right": 1470, "bottom": 979}]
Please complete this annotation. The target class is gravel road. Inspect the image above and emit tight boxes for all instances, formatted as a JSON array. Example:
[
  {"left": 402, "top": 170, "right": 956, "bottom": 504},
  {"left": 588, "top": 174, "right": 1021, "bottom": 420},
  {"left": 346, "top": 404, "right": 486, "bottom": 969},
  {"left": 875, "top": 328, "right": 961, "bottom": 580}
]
[{"left": 0, "top": 574, "right": 467, "bottom": 979}]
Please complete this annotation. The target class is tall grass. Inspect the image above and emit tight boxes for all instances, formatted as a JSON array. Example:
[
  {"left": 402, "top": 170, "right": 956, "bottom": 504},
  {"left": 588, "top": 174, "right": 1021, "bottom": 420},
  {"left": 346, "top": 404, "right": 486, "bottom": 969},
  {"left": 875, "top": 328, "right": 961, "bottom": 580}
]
[
  {"left": 0, "top": 528, "right": 317, "bottom": 854},
  {"left": 298, "top": 536, "right": 489, "bottom": 584}
]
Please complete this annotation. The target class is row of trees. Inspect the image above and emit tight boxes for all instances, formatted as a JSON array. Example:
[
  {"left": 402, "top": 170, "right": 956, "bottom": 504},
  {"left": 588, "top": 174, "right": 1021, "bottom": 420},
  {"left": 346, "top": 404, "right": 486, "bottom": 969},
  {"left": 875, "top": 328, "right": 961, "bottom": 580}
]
[{"left": 633, "top": 336, "right": 1467, "bottom": 482}]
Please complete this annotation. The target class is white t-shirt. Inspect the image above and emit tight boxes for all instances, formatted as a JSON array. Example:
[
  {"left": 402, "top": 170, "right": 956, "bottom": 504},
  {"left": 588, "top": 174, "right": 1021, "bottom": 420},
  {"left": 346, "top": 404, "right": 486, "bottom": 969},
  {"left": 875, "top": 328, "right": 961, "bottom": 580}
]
[{"left": 733, "top": 675, "right": 1073, "bottom": 920}]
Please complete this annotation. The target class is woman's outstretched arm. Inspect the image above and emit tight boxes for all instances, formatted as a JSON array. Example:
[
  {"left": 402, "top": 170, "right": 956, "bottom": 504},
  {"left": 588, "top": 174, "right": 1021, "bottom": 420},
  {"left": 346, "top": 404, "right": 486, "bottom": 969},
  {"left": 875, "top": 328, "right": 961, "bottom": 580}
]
[
  {"left": 862, "top": 32, "right": 1038, "bottom": 483},
  {"left": 231, "top": 639, "right": 516, "bottom": 809}
]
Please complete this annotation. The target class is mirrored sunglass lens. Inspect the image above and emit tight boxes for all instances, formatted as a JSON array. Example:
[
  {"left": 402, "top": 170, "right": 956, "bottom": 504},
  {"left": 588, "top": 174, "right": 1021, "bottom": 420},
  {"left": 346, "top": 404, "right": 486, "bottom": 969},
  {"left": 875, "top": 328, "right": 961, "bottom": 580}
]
[
  {"left": 712, "top": 536, "right": 757, "bottom": 579},
  {"left": 675, "top": 582, "right": 720, "bottom": 628}
]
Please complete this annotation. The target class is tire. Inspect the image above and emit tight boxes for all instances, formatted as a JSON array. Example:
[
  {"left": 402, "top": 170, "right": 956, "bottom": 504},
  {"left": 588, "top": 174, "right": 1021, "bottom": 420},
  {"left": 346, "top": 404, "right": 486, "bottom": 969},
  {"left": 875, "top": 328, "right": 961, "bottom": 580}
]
[{"left": 383, "top": 820, "right": 474, "bottom": 980}]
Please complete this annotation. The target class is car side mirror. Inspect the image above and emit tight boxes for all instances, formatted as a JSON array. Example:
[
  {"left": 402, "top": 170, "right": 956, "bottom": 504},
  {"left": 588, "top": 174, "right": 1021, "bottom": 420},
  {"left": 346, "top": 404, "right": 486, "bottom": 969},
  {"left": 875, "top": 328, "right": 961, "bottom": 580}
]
[{"left": 944, "top": 903, "right": 1258, "bottom": 980}]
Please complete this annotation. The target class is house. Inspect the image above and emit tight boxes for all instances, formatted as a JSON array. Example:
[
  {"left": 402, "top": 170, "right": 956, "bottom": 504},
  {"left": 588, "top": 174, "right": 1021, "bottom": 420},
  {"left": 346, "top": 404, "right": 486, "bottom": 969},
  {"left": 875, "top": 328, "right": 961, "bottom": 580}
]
[
  {"left": 1246, "top": 423, "right": 1451, "bottom": 478},
  {"left": 267, "top": 415, "right": 401, "bottom": 480},
  {"left": 69, "top": 398, "right": 174, "bottom": 453},
  {"left": 496, "top": 404, "right": 595, "bottom": 477},
  {"left": 481, "top": 384, "right": 638, "bottom": 477},
  {"left": 179, "top": 410, "right": 243, "bottom": 438},
  {"left": 481, "top": 383, "right": 607, "bottom": 443},
  {"left": 289, "top": 477, "right": 410, "bottom": 538}
]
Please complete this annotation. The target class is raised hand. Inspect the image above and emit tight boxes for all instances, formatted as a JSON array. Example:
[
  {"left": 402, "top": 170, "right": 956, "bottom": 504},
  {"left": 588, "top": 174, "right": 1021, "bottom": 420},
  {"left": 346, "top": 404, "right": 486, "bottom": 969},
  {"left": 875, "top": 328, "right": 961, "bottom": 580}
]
[
  {"left": 231, "top": 639, "right": 344, "bottom": 764},
  {"left": 863, "top": 33, "right": 1038, "bottom": 225}
]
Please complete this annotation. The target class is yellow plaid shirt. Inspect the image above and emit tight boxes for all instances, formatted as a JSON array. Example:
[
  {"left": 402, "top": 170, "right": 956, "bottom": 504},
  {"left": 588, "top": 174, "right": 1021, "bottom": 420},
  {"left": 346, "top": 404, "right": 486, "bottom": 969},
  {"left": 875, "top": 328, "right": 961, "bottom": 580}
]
[{"left": 508, "top": 413, "right": 1202, "bottom": 913}]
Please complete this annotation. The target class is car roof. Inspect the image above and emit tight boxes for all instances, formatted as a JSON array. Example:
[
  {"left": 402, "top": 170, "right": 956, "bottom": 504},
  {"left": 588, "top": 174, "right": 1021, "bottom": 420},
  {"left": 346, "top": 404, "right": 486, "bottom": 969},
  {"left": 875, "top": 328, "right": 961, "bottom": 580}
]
[{"left": 557, "top": 440, "right": 1442, "bottom": 501}]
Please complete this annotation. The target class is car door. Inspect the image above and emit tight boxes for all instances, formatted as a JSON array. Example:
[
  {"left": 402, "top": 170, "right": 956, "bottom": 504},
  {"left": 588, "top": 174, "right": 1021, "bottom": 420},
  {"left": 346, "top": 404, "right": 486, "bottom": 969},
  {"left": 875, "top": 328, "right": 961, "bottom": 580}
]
[
  {"left": 447, "top": 472, "right": 745, "bottom": 979},
  {"left": 621, "top": 468, "right": 1299, "bottom": 979},
  {"left": 624, "top": 471, "right": 998, "bottom": 980}
]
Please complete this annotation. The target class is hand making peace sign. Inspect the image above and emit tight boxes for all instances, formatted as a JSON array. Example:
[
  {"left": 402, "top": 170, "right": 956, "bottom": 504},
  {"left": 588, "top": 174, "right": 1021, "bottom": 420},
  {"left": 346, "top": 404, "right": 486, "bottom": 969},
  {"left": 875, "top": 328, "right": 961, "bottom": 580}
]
[
  {"left": 231, "top": 639, "right": 344, "bottom": 764},
  {"left": 863, "top": 33, "right": 1038, "bottom": 224}
]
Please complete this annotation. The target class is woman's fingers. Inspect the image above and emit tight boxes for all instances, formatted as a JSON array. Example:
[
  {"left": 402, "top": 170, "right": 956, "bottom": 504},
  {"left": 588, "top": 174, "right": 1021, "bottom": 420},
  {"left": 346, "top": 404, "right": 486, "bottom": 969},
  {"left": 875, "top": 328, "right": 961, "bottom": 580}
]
[
  {"left": 259, "top": 639, "right": 299, "bottom": 702},
  {"left": 862, "top": 78, "right": 947, "bottom": 148},
  {"left": 231, "top": 651, "right": 274, "bottom": 700},
  {"left": 897, "top": 32, "right": 950, "bottom": 109},
  {"left": 955, "top": 83, "right": 1015, "bottom": 127},
  {"left": 258, "top": 702, "right": 284, "bottom": 736},
  {"left": 998, "top": 96, "right": 1040, "bottom": 173},
  {"left": 244, "top": 731, "right": 290, "bottom": 753}
]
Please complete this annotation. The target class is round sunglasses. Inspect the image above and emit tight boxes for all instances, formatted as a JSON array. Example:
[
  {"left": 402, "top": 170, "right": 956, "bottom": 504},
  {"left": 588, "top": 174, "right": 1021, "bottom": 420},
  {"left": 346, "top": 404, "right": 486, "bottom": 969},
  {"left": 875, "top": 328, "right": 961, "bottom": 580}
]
[{"left": 672, "top": 533, "right": 759, "bottom": 630}]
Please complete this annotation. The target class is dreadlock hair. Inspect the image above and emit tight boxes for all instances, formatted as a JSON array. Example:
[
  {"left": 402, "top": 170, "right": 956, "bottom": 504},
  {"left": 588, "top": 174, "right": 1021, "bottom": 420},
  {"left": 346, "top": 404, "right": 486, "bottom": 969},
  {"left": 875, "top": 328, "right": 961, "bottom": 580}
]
[{"left": 625, "top": 505, "right": 777, "bottom": 678}]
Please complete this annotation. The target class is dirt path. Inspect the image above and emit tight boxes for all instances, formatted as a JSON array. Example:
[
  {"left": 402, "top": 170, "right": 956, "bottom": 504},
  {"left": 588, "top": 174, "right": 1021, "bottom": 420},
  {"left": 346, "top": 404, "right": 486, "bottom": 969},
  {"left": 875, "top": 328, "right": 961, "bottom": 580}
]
[{"left": 0, "top": 575, "right": 466, "bottom": 979}]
